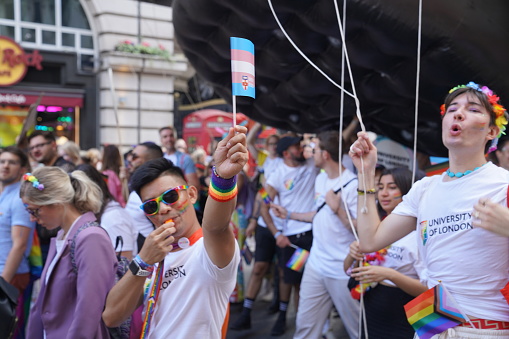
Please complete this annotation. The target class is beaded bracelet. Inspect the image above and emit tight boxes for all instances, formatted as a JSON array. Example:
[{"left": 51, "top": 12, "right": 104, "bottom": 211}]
[
  {"left": 357, "top": 188, "right": 376, "bottom": 195},
  {"left": 209, "top": 165, "right": 238, "bottom": 202},
  {"left": 133, "top": 254, "right": 155, "bottom": 272}
]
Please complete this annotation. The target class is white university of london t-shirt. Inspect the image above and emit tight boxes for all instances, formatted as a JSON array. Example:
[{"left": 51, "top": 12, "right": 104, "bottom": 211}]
[
  {"left": 392, "top": 162, "right": 509, "bottom": 321},
  {"left": 257, "top": 156, "right": 285, "bottom": 230},
  {"left": 381, "top": 231, "right": 424, "bottom": 286},
  {"left": 307, "top": 170, "right": 358, "bottom": 279},
  {"left": 145, "top": 238, "right": 240, "bottom": 339},
  {"left": 266, "top": 158, "right": 319, "bottom": 235}
]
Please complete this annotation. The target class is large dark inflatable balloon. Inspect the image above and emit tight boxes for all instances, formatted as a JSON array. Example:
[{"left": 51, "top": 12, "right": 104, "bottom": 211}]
[{"left": 173, "top": 0, "right": 509, "bottom": 156}]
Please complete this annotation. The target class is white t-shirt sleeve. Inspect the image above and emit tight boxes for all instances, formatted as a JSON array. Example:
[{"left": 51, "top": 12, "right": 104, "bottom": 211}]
[
  {"left": 125, "top": 191, "right": 154, "bottom": 237},
  {"left": 200, "top": 239, "right": 240, "bottom": 283},
  {"left": 392, "top": 176, "right": 435, "bottom": 218},
  {"left": 343, "top": 178, "right": 358, "bottom": 219},
  {"left": 101, "top": 201, "right": 138, "bottom": 252}
]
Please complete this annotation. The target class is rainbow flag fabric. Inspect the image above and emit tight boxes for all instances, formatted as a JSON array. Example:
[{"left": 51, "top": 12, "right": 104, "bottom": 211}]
[
  {"left": 404, "top": 284, "right": 467, "bottom": 339},
  {"left": 258, "top": 186, "right": 272, "bottom": 205},
  {"left": 141, "top": 260, "right": 165, "bottom": 339},
  {"left": 286, "top": 246, "right": 310, "bottom": 272},
  {"left": 28, "top": 231, "right": 43, "bottom": 279},
  {"left": 230, "top": 37, "right": 255, "bottom": 98}
]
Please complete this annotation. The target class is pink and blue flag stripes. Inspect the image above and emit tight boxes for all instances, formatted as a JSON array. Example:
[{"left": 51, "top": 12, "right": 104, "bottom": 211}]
[
  {"left": 230, "top": 37, "right": 255, "bottom": 98},
  {"left": 404, "top": 283, "right": 468, "bottom": 339}
]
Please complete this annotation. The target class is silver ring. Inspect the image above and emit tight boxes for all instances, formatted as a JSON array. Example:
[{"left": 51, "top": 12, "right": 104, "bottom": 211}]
[{"left": 474, "top": 211, "right": 479, "bottom": 219}]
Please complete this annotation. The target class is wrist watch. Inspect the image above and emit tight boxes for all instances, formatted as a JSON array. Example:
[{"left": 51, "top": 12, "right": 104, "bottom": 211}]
[{"left": 129, "top": 259, "right": 152, "bottom": 277}]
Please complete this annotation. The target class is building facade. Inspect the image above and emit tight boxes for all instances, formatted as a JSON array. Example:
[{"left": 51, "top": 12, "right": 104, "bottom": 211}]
[{"left": 0, "top": 0, "right": 190, "bottom": 151}]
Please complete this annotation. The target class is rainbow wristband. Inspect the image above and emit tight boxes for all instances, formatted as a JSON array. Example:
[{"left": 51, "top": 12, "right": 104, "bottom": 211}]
[
  {"left": 134, "top": 255, "right": 155, "bottom": 272},
  {"left": 209, "top": 166, "right": 238, "bottom": 202}
]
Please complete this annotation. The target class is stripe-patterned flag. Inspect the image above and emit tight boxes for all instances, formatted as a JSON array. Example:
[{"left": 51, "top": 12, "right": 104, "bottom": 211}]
[
  {"left": 404, "top": 283, "right": 468, "bottom": 339},
  {"left": 286, "top": 246, "right": 310, "bottom": 272},
  {"left": 259, "top": 186, "right": 272, "bottom": 205},
  {"left": 230, "top": 37, "right": 255, "bottom": 98},
  {"left": 140, "top": 260, "right": 165, "bottom": 339}
]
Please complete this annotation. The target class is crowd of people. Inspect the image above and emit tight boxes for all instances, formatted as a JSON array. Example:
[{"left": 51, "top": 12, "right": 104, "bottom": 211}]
[{"left": 1, "top": 81, "right": 509, "bottom": 339}]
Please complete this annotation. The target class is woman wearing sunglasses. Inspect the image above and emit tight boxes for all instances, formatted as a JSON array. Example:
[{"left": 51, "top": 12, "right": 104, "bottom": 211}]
[
  {"left": 102, "top": 126, "right": 249, "bottom": 338},
  {"left": 21, "top": 167, "right": 117, "bottom": 339}
]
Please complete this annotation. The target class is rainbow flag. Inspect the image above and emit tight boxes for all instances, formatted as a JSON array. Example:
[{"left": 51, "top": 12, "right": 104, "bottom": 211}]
[
  {"left": 404, "top": 283, "right": 467, "bottom": 339},
  {"left": 28, "top": 231, "right": 43, "bottom": 279},
  {"left": 286, "top": 246, "right": 309, "bottom": 272},
  {"left": 259, "top": 186, "right": 272, "bottom": 205},
  {"left": 141, "top": 260, "right": 165, "bottom": 339},
  {"left": 230, "top": 37, "right": 255, "bottom": 98}
]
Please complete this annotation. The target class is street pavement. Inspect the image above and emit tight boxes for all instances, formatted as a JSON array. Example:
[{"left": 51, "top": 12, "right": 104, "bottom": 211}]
[
  {"left": 226, "top": 299, "right": 350, "bottom": 339},
  {"left": 225, "top": 242, "right": 351, "bottom": 339}
]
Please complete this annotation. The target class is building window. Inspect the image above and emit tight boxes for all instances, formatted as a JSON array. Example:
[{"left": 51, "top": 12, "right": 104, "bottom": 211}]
[
  {"left": 62, "top": 0, "right": 90, "bottom": 29},
  {"left": 0, "top": 0, "right": 96, "bottom": 72},
  {"left": 21, "top": 0, "right": 55, "bottom": 25},
  {"left": 21, "top": 27, "right": 36, "bottom": 42},
  {"left": 0, "top": 25, "right": 14, "bottom": 38},
  {"left": 42, "top": 30, "right": 55, "bottom": 45},
  {"left": 0, "top": 0, "right": 14, "bottom": 20}
]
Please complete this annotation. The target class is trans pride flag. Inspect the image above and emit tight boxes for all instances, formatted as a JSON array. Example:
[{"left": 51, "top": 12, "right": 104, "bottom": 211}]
[
  {"left": 404, "top": 283, "right": 468, "bottom": 339},
  {"left": 230, "top": 37, "right": 255, "bottom": 98}
]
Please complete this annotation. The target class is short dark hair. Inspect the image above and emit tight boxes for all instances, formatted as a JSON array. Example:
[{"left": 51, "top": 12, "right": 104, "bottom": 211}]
[
  {"left": 28, "top": 130, "right": 56, "bottom": 143},
  {"left": 2, "top": 146, "right": 31, "bottom": 170},
  {"left": 317, "top": 130, "right": 340, "bottom": 162},
  {"left": 139, "top": 142, "right": 163, "bottom": 160},
  {"left": 130, "top": 158, "right": 186, "bottom": 196},
  {"left": 158, "top": 126, "right": 174, "bottom": 135}
]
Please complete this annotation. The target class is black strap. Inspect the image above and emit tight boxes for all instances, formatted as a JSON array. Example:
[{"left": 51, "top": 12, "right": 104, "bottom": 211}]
[
  {"left": 316, "top": 177, "right": 356, "bottom": 214},
  {"left": 115, "top": 235, "right": 124, "bottom": 262}
]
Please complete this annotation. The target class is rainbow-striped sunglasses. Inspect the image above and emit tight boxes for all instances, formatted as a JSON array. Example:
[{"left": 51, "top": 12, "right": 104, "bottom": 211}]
[{"left": 139, "top": 185, "right": 188, "bottom": 215}]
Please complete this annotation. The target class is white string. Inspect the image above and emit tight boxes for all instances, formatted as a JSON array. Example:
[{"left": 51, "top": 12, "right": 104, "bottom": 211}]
[
  {"left": 107, "top": 67, "right": 123, "bottom": 148},
  {"left": 267, "top": 0, "right": 357, "bottom": 101},
  {"left": 411, "top": 0, "right": 423, "bottom": 183},
  {"left": 268, "top": 0, "right": 370, "bottom": 219},
  {"left": 332, "top": 0, "right": 365, "bottom": 133},
  {"left": 329, "top": 1, "right": 368, "bottom": 333}
]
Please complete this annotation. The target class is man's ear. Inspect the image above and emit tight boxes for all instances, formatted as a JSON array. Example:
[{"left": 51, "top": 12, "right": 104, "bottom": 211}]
[
  {"left": 186, "top": 185, "right": 198, "bottom": 204},
  {"left": 487, "top": 124, "right": 500, "bottom": 141}
]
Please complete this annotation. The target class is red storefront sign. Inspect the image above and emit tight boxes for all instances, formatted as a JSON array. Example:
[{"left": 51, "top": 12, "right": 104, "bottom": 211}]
[{"left": 0, "top": 36, "right": 44, "bottom": 86}]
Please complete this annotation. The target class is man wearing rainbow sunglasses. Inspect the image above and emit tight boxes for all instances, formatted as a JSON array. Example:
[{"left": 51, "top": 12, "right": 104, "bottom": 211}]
[
  {"left": 350, "top": 82, "right": 509, "bottom": 338},
  {"left": 103, "top": 125, "right": 248, "bottom": 338}
]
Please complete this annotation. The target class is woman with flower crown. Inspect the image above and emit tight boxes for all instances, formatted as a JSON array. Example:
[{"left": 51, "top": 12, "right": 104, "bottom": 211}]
[
  {"left": 349, "top": 82, "right": 509, "bottom": 338},
  {"left": 20, "top": 167, "right": 117, "bottom": 339}
]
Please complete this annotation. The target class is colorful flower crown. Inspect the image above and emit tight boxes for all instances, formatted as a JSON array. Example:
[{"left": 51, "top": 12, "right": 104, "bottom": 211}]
[
  {"left": 23, "top": 173, "right": 44, "bottom": 190},
  {"left": 440, "top": 82, "right": 507, "bottom": 152},
  {"left": 440, "top": 82, "right": 508, "bottom": 136}
]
